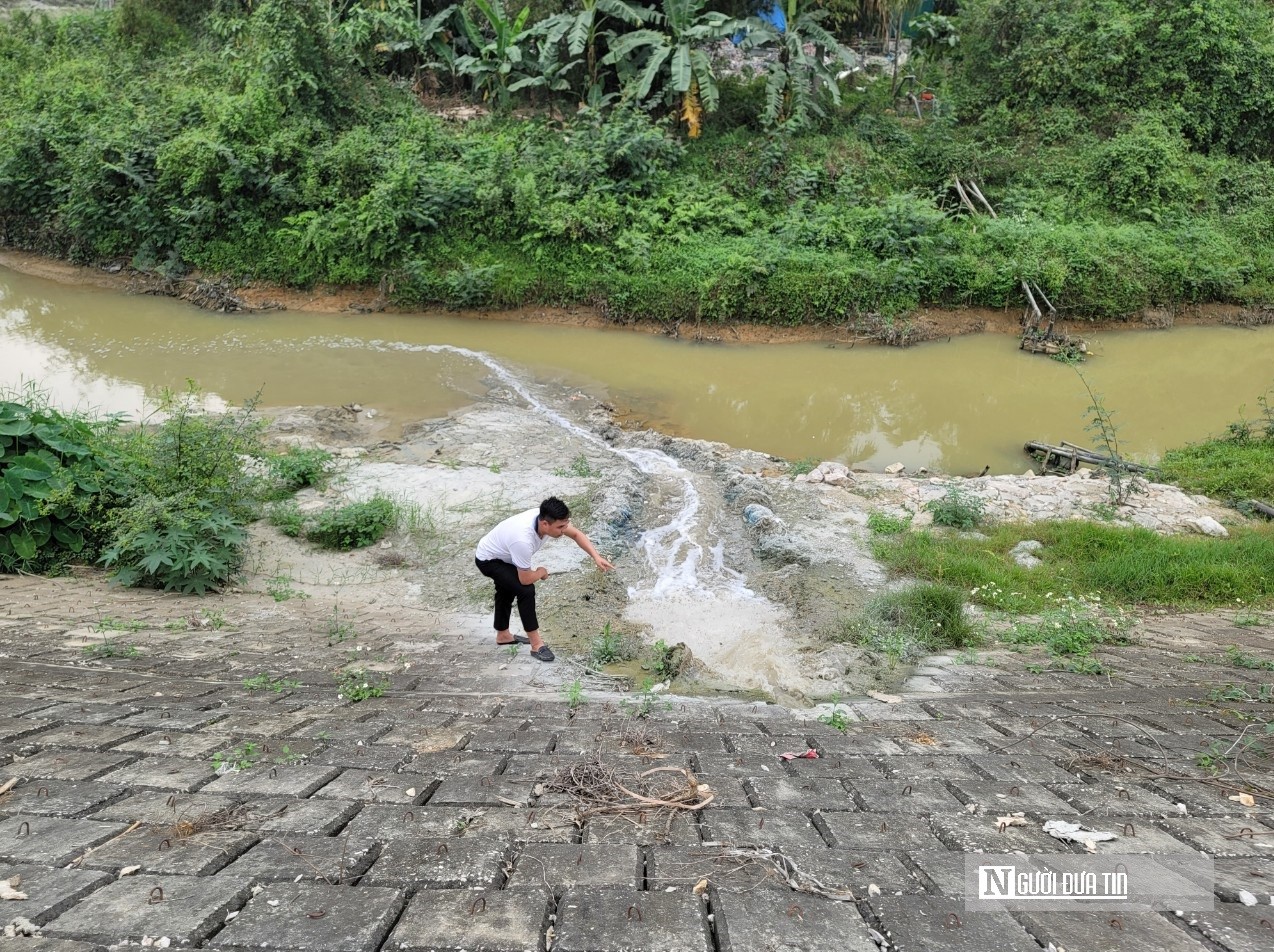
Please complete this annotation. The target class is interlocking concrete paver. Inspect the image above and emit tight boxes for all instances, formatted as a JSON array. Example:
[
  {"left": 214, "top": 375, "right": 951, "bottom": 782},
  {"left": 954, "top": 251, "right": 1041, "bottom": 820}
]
[
  {"left": 310, "top": 743, "right": 414, "bottom": 770},
  {"left": 963, "top": 753, "right": 1085, "bottom": 784},
  {"left": 585, "top": 812, "right": 698, "bottom": 846},
  {"left": 848, "top": 779, "right": 966, "bottom": 814},
  {"left": 77, "top": 826, "right": 258, "bottom": 875},
  {"left": 21, "top": 724, "right": 138, "bottom": 750},
  {"left": 745, "top": 776, "right": 855, "bottom": 811},
  {"left": 209, "top": 883, "right": 404, "bottom": 952},
  {"left": 554, "top": 886, "right": 711, "bottom": 952},
  {"left": 505, "top": 843, "right": 639, "bottom": 889},
  {"left": 384, "top": 887, "right": 549, "bottom": 952},
  {"left": 224, "top": 834, "right": 378, "bottom": 884},
  {"left": 0, "top": 717, "right": 55, "bottom": 742},
  {"left": 700, "top": 809, "right": 828, "bottom": 851},
  {"left": 32, "top": 703, "right": 136, "bottom": 726},
  {"left": 714, "top": 887, "right": 879, "bottom": 952},
  {"left": 112, "top": 730, "right": 233, "bottom": 759},
  {"left": 1052, "top": 781, "right": 1190, "bottom": 817},
  {"left": 868, "top": 896, "right": 1041, "bottom": 951},
  {"left": 89, "top": 790, "right": 241, "bottom": 825},
  {"left": 115, "top": 708, "right": 229, "bottom": 731},
  {"left": 428, "top": 776, "right": 532, "bottom": 807},
  {"left": 0, "top": 814, "right": 128, "bottom": 865},
  {"left": 816, "top": 811, "right": 950, "bottom": 851},
  {"left": 7, "top": 938, "right": 108, "bottom": 952},
  {"left": 4, "top": 577, "right": 1273, "bottom": 952},
  {"left": 1184, "top": 901, "right": 1274, "bottom": 952},
  {"left": 0, "top": 863, "right": 111, "bottom": 925},
  {"left": 929, "top": 812, "right": 1077, "bottom": 854},
  {"left": 647, "top": 843, "right": 923, "bottom": 895},
  {"left": 96, "top": 755, "right": 217, "bottom": 792},
  {"left": 203, "top": 764, "right": 340, "bottom": 798},
  {"left": 1161, "top": 819, "right": 1274, "bottom": 857},
  {"left": 0, "top": 779, "right": 127, "bottom": 817},
  {"left": 363, "top": 835, "right": 508, "bottom": 889},
  {"left": 944, "top": 780, "right": 1081, "bottom": 815},
  {"left": 310, "top": 769, "right": 429, "bottom": 805},
  {"left": 1015, "top": 911, "right": 1213, "bottom": 952},
  {"left": 41, "top": 874, "right": 251, "bottom": 945},
  {"left": 399, "top": 752, "right": 504, "bottom": 778},
  {"left": 1, "top": 750, "right": 136, "bottom": 781}
]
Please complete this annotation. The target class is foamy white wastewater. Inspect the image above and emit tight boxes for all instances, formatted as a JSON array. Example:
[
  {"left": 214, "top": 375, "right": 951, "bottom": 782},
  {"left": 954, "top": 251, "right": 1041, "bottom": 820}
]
[{"left": 409, "top": 344, "right": 772, "bottom": 608}]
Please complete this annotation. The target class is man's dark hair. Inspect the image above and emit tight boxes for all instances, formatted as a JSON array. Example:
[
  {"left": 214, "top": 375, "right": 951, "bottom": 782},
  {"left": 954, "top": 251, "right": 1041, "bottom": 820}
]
[{"left": 539, "top": 497, "right": 570, "bottom": 522}]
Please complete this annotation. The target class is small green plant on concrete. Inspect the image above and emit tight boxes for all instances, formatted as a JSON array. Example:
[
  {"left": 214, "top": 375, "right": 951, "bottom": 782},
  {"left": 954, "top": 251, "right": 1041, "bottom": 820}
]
[
  {"left": 554, "top": 454, "right": 600, "bottom": 478},
  {"left": 1222, "top": 645, "right": 1274, "bottom": 670},
  {"left": 94, "top": 616, "right": 145, "bottom": 633},
  {"left": 817, "top": 697, "right": 851, "bottom": 732},
  {"left": 266, "top": 501, "right": 306, "bottom": 537},
  {"left": 1233, "top": 600, "right": 1270, "bottom": 628},
  {"left": 787, "top": 457, "right": 819, "bottom": 476},
  {"left": 326, "top": 604, "right": 357, "bottom": 645},
  {"left": 307, "top": 495, "right": 396, "bottom": 550},
  {"left": 273, "top": 744, "right": 305, "bottom": 765},
  {"left": 590, "top": 622, "right": 633, "bottom": 665},
  {"left": 871, "top": 583, "right": 977, "bottom": 649},
  {"left": 337, "top": 668, "right": 388, "bottom": 702},
  {"left": 267, "top": 575, "right": 307, "bottom": 602},
  {"left": 623, "top": 678, "right": 664, "bottom": 719},
  {"left": 562, "top": 678, "right": 586, "bottom": 710},
  {"left": 212, "top": 741, "right": 261, "bottom": 772},
  {"left": 503, "top": 643, "right": 520, "bottom": 658},
  {"left": 866, "top": 510, "right": 912, "bottom": 534},
  {"left": 83, "top": 637, "right": 140, "bottom": 659},
  {"left": 243, "top": 673, "right": 300, "bottom": 693},
  {"left": 200, "top": 608, "right": 228, "bottom": 630},
  {"left": 925, "top": 485, "right": 985, "bottom": 530},
  {"left": 489, "top": 462, "right": 502, "bottom": 474}
]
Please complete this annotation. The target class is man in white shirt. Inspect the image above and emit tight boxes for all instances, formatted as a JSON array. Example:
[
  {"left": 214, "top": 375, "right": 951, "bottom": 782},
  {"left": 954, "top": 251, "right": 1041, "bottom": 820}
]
[{"left": 474, "top": 496, "right": 614, "bottom": 662}]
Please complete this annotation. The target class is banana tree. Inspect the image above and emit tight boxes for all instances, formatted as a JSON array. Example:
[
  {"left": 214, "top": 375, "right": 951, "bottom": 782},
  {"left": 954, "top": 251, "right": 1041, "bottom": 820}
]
[
  {"left": 533, "top": 0, "right": 656, "bottom": 98},
  {"left": 741, "top": 0, "right": 856, "bottom": 128},
  {"left": 602, "top": 0, "right": 742, "bottom": 137},
  {"left": 453, "top": 0, "right": 532, "bottom": 110}
]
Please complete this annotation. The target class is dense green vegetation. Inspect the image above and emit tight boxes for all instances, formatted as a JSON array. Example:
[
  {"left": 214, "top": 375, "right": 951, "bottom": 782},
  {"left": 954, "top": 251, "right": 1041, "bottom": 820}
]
[
  {"left": 873, "top": 519, "right": 1274, "bottom": 611},
  {"left": 0, "top": 388, "right": 392, "bottom": 592},
  {"left": 1, "top": 0, "right": 1272, "bottom": 325},
  {"left": 1160, "top": 394, "right": 1274, "bottom": 507}
]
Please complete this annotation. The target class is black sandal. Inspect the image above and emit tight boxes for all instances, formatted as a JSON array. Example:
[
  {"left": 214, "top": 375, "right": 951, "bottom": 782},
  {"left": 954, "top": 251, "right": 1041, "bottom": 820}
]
[
  {"left": 530, "top": 644, "right": 555, "bottom": 662},
  {"left": 496, "top": 635, "right": 530, "bottom": 646}
]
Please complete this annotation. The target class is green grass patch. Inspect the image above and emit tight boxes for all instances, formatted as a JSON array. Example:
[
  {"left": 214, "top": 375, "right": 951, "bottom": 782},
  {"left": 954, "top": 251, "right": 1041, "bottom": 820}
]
[
  {"left": 873, "top": 520, "right": 1274, "bottom": 610},
  {"left": 1160, "top": 433, "right": 1274, "bottom": 504},
  {"left": 306, "top": 495, "right": 396, "bottom": 550}
]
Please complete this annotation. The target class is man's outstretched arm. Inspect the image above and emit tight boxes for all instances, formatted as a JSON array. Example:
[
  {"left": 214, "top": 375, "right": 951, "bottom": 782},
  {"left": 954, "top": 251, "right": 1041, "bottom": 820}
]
[{"left": 564, "top": 526, "right": 614, "bottom": 571}]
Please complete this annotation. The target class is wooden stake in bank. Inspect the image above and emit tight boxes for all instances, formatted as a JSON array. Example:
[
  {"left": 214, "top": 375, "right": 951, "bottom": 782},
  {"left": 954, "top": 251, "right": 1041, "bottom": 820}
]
[{"left": 953, "top": 176, "right": 1089, "bottom": 360}]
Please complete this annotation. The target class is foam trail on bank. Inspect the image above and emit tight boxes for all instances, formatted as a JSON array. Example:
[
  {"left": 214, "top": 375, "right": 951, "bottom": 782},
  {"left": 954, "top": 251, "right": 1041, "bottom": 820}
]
[{"left": 414, "top": 343, "right": 759, "bottom": 605}]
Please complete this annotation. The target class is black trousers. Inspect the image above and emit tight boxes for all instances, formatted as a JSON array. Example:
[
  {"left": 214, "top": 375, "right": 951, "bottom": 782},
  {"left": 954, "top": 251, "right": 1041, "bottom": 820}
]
[{"left": 475, "top": 558, "right": 538, "bottom": 633}]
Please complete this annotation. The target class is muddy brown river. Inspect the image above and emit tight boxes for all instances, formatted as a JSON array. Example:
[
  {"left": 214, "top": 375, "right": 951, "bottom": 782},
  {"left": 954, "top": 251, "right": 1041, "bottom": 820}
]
[{"left": 3, "top": 266, "right": 1272, "bottom": 473}]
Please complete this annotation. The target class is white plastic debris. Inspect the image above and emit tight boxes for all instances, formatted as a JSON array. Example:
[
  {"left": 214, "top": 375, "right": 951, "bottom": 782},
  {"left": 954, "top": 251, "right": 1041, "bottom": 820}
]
[
  {"left": 1042, "top": 819, "right": 1118, "bottom": 852},
  {"left": 1239, "top": 890, "right": 1258, "bottom": 906}
]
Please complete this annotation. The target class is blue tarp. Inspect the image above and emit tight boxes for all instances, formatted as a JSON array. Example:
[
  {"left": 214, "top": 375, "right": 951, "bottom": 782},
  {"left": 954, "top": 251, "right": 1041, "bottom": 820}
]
[{"left": 734, "top": 3, "right": 785, "bottom": 44}]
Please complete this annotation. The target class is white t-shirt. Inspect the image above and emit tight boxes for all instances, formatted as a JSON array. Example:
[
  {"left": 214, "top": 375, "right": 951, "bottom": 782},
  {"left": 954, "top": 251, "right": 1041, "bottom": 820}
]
[{"left": 475, "top": 508, "right": 546, "bottom": 569}]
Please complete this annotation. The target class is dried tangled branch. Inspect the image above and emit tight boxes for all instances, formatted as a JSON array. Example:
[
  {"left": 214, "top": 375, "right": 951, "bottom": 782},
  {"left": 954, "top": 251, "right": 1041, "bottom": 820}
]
[{"left": 542, "top": 756, "right": 713, "bottom": 819}]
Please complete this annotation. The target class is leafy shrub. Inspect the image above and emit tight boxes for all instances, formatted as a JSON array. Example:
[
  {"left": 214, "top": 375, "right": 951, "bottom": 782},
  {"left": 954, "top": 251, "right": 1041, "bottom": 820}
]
[
  {"left": 590, "top": 622, "right": 635, "bottom": 666},
  {"left": 100, "top": 496, "right": 247, "bottom": 594},
  {"left": 267, "top": 445, "right": 333, "bottom": 493},
  {"left": 0, "top": 399, "right": 120, "bottom": 573},
  {"left": 306, "top": 495, "right": 396, "bottom": 550},
  {"left": 926, "top": 485, "right": 986, "bottom": 530}
]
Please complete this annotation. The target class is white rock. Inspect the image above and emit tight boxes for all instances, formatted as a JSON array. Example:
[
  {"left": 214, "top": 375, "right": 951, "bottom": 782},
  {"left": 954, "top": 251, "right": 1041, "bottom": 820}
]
[
  {"left": 1239, "top": 889, "right": 1258, "bottom": 906},
  {"left": 806, "top": 470, "right": 824, "bottom": 484},
  {"left": 1188, "top": 516, "right": 1228, "bottom": 538},
  {"left": 884, "top": 462, "right": 906, "bottom": 475}
]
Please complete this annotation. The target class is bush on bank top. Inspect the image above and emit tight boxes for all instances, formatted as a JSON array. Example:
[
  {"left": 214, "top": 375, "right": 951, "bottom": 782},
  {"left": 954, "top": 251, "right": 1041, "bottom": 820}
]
[{"left": 0, "top": 1, "right": 1272, "bottom": 322}]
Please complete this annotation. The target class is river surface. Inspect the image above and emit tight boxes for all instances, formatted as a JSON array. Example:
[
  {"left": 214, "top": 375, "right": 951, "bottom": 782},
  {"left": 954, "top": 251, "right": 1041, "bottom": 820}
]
[{"left": 3, "top": 266, "right": 1273, "bottom": 474}]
